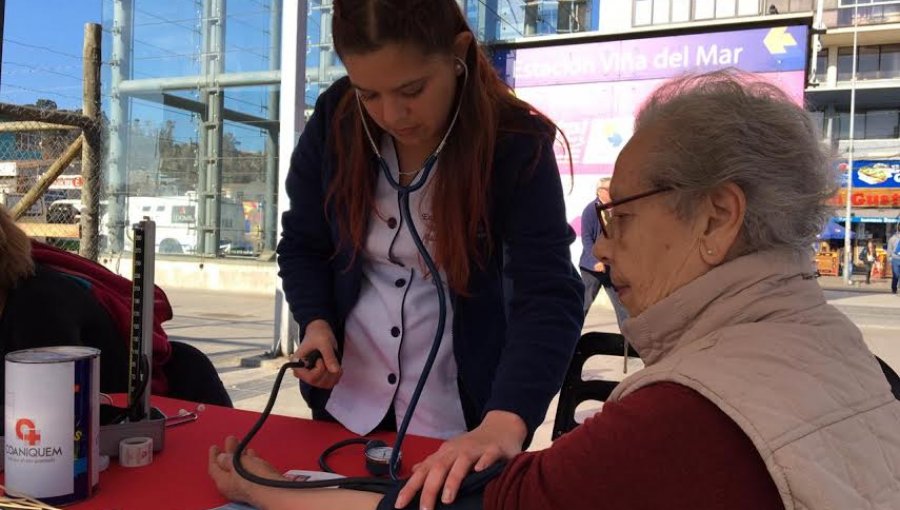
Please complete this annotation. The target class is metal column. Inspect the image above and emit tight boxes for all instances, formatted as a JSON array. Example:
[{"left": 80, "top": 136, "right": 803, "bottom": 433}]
[
  {"left": 108, "top": 0, "right": 133, "bottom": 253},
  {"left": 273, "top": 0, "right": 307, "bottom": 357},
  {"left": 265, "top": 0, "right": 282, "bottom": 252},
  {"left": 198, "top": 0, "right": 226, "bottom": 255},
  {"left": 477, "top": 0, "right": 499, "bottom": 42}
]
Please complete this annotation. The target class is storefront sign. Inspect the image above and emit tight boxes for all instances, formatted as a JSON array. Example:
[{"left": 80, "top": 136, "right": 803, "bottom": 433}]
[
  {"left": 48, "top": 175, "right": 83, "bottom": 190},
  {"left": 829, "top": 188, "right": 900, "bottom": 208},
  {"left": 839, "top": 160, "right": 900, "bottom": 189}
]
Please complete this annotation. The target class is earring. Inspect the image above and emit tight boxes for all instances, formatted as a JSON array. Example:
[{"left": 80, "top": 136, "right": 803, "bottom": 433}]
[
  {"left": 454, "top": 57, "right": 466, "bottom": 76},
  {"left": 706, "top": 249, "right": 714, "bottom": 255}
]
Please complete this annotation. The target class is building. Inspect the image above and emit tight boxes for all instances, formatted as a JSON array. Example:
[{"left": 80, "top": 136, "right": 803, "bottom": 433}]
[
  {"left": 303, "top": 1, "right": 899, "bottom": 266},
  {"left": 97, "top": 1, "right": 897, "bottom": 264},
  {"left": 807, "top": 2, "right": 900, "bottom": 244}
]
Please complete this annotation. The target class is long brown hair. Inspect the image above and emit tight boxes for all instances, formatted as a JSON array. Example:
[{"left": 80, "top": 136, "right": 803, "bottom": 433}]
[
  {"left": 327, "top": 0, "right": 565, "bottom": 294},
  {"left": 0, "top": 206, "right": 35, "bottom": 291}
]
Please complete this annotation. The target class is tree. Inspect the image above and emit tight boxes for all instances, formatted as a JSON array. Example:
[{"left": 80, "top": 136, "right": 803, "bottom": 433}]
[{"left": 33, "top": 99, "right": 58, "bottom": 110}]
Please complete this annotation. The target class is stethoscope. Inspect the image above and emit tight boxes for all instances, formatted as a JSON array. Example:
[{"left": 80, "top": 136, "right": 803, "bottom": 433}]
[{"left": 231, "top": 57, "right": 469, "bottom": 493}]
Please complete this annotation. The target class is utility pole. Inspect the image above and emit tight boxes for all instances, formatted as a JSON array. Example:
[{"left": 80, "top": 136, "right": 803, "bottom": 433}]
[
  {"left": 842, "top": 0, "right": 859, "bottom": 285},
  {"left": 81, "top": 23, "right": 102, "bottom": 260},
  {"left": 0, "top": 0, "right": 5, "bottom": 90}
]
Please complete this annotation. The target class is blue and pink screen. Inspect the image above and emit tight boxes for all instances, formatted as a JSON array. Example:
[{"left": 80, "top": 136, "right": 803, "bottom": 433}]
[{"left": 495, "top": 24, "right": 809, "bottom": 259}]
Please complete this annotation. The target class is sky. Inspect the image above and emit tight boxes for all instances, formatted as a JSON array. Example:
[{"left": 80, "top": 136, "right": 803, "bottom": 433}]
[
  {"left": 1, "top": 0, "right": 103, "bottom": 109},
  {"left": 1, "top": 0, "right": 277, "bottom": 151}
]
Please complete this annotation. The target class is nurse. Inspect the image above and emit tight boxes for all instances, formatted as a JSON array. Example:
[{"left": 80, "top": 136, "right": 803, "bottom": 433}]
[{"left": 276, "top": 0, "right": 583, "bottom": 505}]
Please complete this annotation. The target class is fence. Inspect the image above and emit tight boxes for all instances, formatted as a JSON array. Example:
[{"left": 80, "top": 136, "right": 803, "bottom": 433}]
[{"left": 0, "top": 24, "right": 103, "bottom": 260}]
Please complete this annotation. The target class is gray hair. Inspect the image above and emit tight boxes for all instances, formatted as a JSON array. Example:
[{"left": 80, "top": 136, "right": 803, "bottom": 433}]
[
  {"left": 597, "top": 177, "right": 611, "bottom": 191},
  {"left": 634, "top": 70, "right": 838, "bottom": 255}
]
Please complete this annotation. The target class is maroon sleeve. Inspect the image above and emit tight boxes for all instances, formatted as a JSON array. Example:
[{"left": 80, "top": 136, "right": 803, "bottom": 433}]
[{"left": 483, "top": 382, "right": 784, "bottom": 510}]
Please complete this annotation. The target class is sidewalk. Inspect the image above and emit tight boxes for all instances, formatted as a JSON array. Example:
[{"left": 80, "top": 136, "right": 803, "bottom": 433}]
[{"left": 817, "top": 275, "right": 895, "bottom": 293}]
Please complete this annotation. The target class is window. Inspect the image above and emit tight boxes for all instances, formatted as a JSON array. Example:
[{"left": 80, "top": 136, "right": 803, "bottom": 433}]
[
  {"left": 837, "top": 45, "right": 900, "bottom": 81},
  {"left": 864, "top": 110, "right": 900, "bottom": 139},
  {"left": 837, "top": 47, "right": 854, "bottom": 81},
  {"left": 737, "top": 0, "right": 759, "bottom": 15},
  {"left": 695, "top": 0, "right": 716, "bottom": 18},
  {"left": 833, "top": 110, "right": 900, "bottom": 140},
  {"left": 633, "top": 0, "right": 763, "bottom": 26},
  {"left": 881, "top": 44, "right": 900, "bottom": 79},
  {"left": 790, "top": 0, "right": 812, "bottom": 11},
  {"left": 858, "top": 46, "right": 880, "bottom": 79},
  {"left": 715, "top": 0, "right": 737, "bottom": 17},
  {"left": 837, "top": 111, "right": 865, "bottom": 140},
  {"left": 653, "top": 0, "right": 671, "bottom": 23},
  {"left": 672, "top": 0, "right": 692, "bottom": 20},
  {"left": 809, "top": 110, "right": 827, "bottom": 138},
  {"left": 635, "top": 0, "right": 653, "bottom": 24},
  {"left": 837, "top": 2, "right": 900, "bottom": 27},
  {"left": 814, "top": 48, "right": 828, "bottom": 84},
  {"left": 524, "top": 1, "right": 540, "bottom": 35},
  {"left": 558, "top": 0, "right": 590, "bottom": 33}
]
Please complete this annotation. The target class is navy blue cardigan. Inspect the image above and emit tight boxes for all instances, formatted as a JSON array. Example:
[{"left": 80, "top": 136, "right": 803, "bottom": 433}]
[{"left": 276, "top": 78, "right": 584, "bottom": 435}]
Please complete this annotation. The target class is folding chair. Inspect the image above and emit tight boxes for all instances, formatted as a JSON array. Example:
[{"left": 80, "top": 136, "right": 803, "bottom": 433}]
[{"left": 552, "top": 332, "right": 639, "bottom": 440}]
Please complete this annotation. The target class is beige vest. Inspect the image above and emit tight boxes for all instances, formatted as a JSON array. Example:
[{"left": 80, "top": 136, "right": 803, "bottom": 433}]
[{"left": 614, "top": 249, "right": 900, "bottom": 510}]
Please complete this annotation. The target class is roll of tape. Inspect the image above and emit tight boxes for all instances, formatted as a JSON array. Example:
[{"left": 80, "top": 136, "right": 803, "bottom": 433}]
[{"left": 119, "top": 437, "right": 153, "bottom": 468}]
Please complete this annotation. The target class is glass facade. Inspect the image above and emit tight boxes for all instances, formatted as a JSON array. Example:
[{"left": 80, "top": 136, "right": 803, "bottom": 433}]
[
  {"left": 101, "top": 0, "right": 281, "bottom": 257},
  {"left": 837, "top": 44, "right": 900, "bottom": 81},
  {"left": 97, "top": 0, "right": 899, "bottom": 259},
  {"left": 305, "top": 1, "right": 601, "bottom": 115},
  {"left": 632, "top": 0, "right": 813, "bottom": 27},
  {"left": 832, "top": 0, "right": 900, "bottom": 27}
]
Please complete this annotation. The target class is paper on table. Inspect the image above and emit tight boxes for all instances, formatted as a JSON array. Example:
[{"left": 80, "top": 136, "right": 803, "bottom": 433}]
[{"left": 207, "top": 471, "right": 346, "bottom": 509}]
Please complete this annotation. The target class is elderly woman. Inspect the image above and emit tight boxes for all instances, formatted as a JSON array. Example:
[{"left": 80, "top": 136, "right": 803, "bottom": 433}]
[
  {"left": 0, "top": 206, "right": 130, "bottom": 433},
  {"left": 209, "top": 71, "right": 900, "bottom": 509}
]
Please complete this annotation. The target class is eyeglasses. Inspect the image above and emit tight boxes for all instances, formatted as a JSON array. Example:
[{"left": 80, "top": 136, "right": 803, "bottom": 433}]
[{"left": 595, "top": 187, "right": 673, "bottom": 239}]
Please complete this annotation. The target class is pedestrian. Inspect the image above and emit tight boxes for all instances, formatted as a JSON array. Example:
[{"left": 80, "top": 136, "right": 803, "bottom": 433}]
[
  {"left": 889, "top": 229, "right": 900, "bottom": 294},
  {"left": 859, "top": 239, "right": 876, "bottom": 284},
  {"left": 579, "top": 178, "right": 628, "bottom": 325},
  {"left": 274, "top": 0, "right": 584, "bottom": 506}
]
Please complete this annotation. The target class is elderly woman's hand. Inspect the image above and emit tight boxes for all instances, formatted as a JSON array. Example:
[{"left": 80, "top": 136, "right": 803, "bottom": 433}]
[
  {"left": 208, "top": 435, "right": 286, "bottom": 504},
  {"left": 394, "top": 411, "right": 526, "bottom": 509}
]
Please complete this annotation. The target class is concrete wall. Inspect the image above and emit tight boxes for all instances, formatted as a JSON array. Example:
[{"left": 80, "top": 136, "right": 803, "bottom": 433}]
[{"left": 98, "top": 254, "right": 277, "bottom": 295}]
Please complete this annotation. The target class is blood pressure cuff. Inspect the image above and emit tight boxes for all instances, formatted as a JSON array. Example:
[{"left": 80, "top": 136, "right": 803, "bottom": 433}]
[{"left": 376, "top": 462, "right": 506, "bottom": 510}]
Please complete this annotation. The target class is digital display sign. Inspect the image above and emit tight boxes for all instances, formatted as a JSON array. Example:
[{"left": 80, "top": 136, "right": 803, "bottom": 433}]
[{"left": 494, "top": 23, "right": 810, "bottom": 260}]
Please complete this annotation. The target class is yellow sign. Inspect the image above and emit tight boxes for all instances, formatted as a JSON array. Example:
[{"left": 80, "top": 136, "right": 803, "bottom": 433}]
[{"left": 764, "top": 27, "right": 797, "bottom": 55}]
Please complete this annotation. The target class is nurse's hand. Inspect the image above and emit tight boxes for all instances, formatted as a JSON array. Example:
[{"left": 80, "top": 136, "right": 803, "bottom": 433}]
[
  {"left": 291, "top": 319, "right": 342, "bottom": 389},
  {"left": 394, "top": 410, "right": 526, "bottom": 510}
]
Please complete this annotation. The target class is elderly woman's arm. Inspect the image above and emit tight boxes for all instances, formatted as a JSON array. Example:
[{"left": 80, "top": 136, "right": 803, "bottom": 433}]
[
  {"left": 208, "top": 436, "right": 382, "bottom": 510},
  {"left": 482, "top": 383, "right": 784, "bottom": 510}
]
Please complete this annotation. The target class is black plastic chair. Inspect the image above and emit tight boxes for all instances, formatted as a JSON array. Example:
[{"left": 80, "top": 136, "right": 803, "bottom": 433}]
[
  {"left": 552, "top": 335, "right": 900, "bottom": 441},
  {"left": 877, "top": 356, "right": 900, "bottom": 401},
  {"left": 552, "top": 332, "right": 638, "bottom": 440},
  {"left": 163, "top": 341, "right": 234, "bottom": 407}
]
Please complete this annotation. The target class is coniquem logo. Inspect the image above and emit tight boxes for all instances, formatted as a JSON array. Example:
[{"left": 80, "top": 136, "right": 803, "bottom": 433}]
[{"left": 15, "top": 418, "right": 41, "bottom": 446}]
